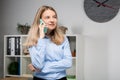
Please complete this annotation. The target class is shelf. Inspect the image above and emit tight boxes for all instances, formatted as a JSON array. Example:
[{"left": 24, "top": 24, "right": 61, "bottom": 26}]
[
  {"left": 22, "top": 55, "right": 30, "bottom": 57},
  {"left": 5, "top": 55, "right": 21, "bottom": 57},
  {"left": 5, "top": 74, "right": 21, "bottom": 77},
  {"left": 72, "top": 57, "right": 76, "bottom": 59},
  {"left": 21, "top": 57, "right": 32, "bottom": 76},
  {"left": 22, "top": 74, "right": 33, "bottom": 78},
  {"left": 4, "top": 34, "right": 83, "bottom": 79},
  {"left": 5, "top": 57, "right": 20, "bottom": 76}
]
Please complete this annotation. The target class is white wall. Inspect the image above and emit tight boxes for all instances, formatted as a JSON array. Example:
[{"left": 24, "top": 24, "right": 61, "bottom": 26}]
[
  {"left": 1, "top": 0, "right": 84, "bottom": 35},
  {"left": 1, "top": 0, "right": 120, "bottom": 80},
  {"left": 84, "top": 35, "right": 108, "bottom": 80},
  {"left": 83, "top": 9, "right": 120, "bottom": 80},
  {"left": 108, "top": 27, "right": 120, "bottom": 80},
  {"left": 0, "top": 0, "right": 4, "bottom": 77}
]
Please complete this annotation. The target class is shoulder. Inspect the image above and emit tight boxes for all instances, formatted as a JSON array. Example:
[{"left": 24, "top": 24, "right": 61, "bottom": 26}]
[
  {"left": 64, "top": 35, "right": 68, "bottom": 40},
  {"left": 63, "top": 35, "right": 69, "bottom": 43}
]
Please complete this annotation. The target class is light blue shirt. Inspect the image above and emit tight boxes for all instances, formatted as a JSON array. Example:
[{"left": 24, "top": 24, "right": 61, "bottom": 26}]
[{"left": 28, "top": 36, "right": 72, "bottom": 80}]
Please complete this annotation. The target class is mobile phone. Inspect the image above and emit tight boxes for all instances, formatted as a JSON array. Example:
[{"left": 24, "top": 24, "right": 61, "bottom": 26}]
[{"left": 40, "top": 19, "right": 48, "bottom": 33}]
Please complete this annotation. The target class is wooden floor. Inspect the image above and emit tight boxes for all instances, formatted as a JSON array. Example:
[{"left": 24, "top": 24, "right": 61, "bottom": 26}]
[{"left": 0, "top": 77, "right": 32, "bottom": 80}]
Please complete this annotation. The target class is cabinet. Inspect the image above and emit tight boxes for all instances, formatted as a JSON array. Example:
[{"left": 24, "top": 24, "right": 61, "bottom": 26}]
[{"left": 4, "top": 34, "right": 84, "bottom": 80}]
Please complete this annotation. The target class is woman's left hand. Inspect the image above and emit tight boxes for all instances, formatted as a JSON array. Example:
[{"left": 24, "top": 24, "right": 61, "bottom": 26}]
[{"left": 28, "top": 63, "right": 40, "bottom": 72}]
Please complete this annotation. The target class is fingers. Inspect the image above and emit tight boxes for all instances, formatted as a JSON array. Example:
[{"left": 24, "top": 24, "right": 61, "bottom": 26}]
[
  {"left": 28, "top": 64, "right": 41, "bottom": 72},
  {"left": 39, "top": 24, "right": 45, "bottom": 38},
  {"left": 28, "top": 64, "right": 36, "bottom": 72},
  {"left": 39, "top": 22, "right": 45, "bottom": 31},
  {"left": 39, "top": 24, "right": 44, "bottom": 33}
]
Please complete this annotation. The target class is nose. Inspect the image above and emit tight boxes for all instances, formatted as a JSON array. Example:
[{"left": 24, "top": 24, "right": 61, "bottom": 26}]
[{"left": 50, "top": 17, "right": 54, "bottom": 22}]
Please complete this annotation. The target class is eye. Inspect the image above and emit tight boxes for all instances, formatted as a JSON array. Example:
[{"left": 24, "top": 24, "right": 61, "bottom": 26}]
[
  {"left": 45, "top": 16, "right": 50, "bottom": 19},
  {"left": 53, "top": 15, "right": 57, "bottom": 19}
]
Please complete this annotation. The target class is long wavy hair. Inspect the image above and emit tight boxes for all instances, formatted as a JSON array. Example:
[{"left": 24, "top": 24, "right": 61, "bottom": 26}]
[{"left": 24, "top": 6, "right": 64, "bottom": 47}]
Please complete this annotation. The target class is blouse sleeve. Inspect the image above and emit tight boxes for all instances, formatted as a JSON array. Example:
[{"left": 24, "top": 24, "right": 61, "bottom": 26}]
[{"left": 28, "top": 38, "right": 47, "bottom": 70}]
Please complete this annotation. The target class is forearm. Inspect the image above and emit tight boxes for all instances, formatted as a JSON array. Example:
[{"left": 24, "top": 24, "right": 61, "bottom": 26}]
[
  {"left": 41, "top": 37, "right": 72, "bottom": 73},
  {"left": 28, "top": 38, "right": 47, "bottom": 69},
  {"left": 42, "top": 56, "right": 72, "bottom": 73}
]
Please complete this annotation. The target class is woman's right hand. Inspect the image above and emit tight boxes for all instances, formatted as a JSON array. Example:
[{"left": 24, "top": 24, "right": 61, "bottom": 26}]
[{"left": 39, "top": 23, "right": 46, "bottom": 39}]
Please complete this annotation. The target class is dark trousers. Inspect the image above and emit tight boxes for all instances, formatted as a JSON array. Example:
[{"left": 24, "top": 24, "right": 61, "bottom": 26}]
[{"left": 33, "top": 76, "right": 67, "bottom": 80}]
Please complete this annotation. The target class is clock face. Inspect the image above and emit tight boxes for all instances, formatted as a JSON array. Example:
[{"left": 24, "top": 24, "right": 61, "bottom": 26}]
[{"left": 84, "top": 0, "right": 120, "bottom": 23}]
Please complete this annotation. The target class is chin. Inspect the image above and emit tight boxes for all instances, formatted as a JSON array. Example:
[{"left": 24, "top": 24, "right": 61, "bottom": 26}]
[{"left": 49, "top": 27, "right": 56, "bottom": 30}]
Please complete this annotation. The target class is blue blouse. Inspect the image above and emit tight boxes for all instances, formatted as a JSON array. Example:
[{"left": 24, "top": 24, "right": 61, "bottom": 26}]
[{"left": 28, "top": 36, "right": 72, "bottom": 80}]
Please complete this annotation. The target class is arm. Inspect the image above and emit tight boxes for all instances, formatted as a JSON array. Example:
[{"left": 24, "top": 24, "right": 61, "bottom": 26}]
[
  {"left": 42, "top": 37, "right": 72, "bottom": 73},
  {"left": 28, "top": 20, "right": 47, "bottom": 70},
  {"left": 28, "top": 38, "right": 47, "bottom": 70}
]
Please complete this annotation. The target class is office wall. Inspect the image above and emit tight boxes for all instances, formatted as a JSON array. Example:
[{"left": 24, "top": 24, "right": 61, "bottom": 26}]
[
  {"left": 1, "top": 0, "right": 120, "bottom": 80},
  {"left": 0, "top": 0, "right": 3, "bottom": 77}
]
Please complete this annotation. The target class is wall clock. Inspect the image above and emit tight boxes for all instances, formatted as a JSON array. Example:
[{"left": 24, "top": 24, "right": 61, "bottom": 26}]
[{"left": 84, "top": 0, "right": 120, "bottom": 23}]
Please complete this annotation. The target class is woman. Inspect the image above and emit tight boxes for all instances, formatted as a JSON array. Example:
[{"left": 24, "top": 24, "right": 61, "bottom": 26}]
[{"left": 24, "top": 5, "right": 72, "bottom": 80}]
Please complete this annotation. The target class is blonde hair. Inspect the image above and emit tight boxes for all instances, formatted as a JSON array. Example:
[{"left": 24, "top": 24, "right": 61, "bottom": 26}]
[{"left": 24, "top": 6, "right": 64, "bottom": 47}]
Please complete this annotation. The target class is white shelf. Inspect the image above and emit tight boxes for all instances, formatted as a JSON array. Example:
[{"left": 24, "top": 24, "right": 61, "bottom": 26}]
[
  {"left": 72, "top": 57, "right": 76, "bottom": 59},
  {"left": 4, "top": 34, "right": 84, "bottom": 80},
  {"left": 5, "top": 55, "right": 21, "bottom": 57},
  {"left": 22, "top": 55, "right": 30, "bottom": 57},
  {"left": 22, "top": 74, "right": 33, "bottom": 78}
]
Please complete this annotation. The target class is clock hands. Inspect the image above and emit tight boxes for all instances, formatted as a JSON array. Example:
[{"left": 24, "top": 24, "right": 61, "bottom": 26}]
[
  {"left": 93, "top": 0, "right": 117, "bottom": 10},
  {"left": 97, "top": 0, "right": 109, "bottom": 7}
]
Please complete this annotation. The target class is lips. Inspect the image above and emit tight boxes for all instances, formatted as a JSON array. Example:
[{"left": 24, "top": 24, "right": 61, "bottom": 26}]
[{"left": 48, "top": 23, "right": 55, "bottom": 26}]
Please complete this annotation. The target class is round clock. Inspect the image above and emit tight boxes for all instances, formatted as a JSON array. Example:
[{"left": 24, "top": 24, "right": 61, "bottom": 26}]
[{"left": 84, "top": 0, "right": 120, "bottom": 23}]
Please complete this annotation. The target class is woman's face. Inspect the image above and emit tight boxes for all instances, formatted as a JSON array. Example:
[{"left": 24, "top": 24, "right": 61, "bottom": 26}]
[{"left": 41, "top": 9, "right": 57, "bottom": 30}]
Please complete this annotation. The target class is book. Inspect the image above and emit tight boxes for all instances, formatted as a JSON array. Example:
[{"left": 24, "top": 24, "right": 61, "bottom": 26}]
[
  {"left": 10, "top": 37, "right": 15, "bottom": 56},
  {"left": 7, "top": 37, "right": 11, "bottom": 55},
  {"left": 15, "top": 37, "right": 20, "bottom": 55}
]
